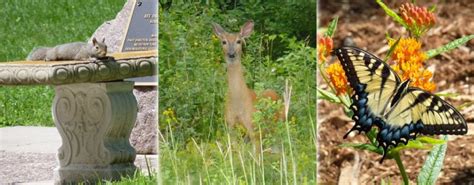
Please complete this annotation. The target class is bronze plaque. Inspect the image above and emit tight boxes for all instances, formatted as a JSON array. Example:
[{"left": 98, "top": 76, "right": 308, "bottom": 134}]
[
  {"left": 121, "top": 0, "right": 157, "bottom": 52},
  {"left": 122, "top": 0, "right": 157, "bottom": 86}
]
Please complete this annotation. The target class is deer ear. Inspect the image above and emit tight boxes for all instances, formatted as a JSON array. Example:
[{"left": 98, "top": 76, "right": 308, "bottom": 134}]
[
  {"left": 212, "top": 22, "right": 226, "bottom": 39},
  {"left": 240, "top": 20, "right": 254, "bottom": 38}
]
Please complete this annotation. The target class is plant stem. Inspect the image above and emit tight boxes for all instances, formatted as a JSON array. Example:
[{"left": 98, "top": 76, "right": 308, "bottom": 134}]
[{"left": 393, "top": 152, "right": 409, "bottom": 185}]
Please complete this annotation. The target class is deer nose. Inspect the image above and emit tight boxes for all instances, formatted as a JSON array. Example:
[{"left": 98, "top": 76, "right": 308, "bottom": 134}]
[{"left": 228, "top": 53, "right": 235, "bottom": 58}]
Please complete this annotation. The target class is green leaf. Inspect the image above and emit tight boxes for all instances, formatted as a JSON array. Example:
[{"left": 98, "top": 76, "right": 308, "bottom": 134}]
[
  {"left": 344, "top": 106, "right": 354, "bottom": 118},
  {"left": 376, "top": 0, "right": 408, "bottom": 28},
  {"left": 417, "top": 135, "right": 448, "bottom": 185},
  {"left": 457, "top": 102, "right": 474, "bottom": 111},
  {"left": 417, "top": 136, "right": 446, "bottom": 145},
  {"left": 428, "top": 4, "right": 437, "bottom": 12},
  {"left": 389, "top": 140, "right": 432, "bottom": 154},
  {"left": 366, "top": 128, "right": 378, "bottom": 146},
  {"left": 388, "top": 136, "right": 443, "bottom": 154},
  {"left": 343, "top": 106, "right": 354, "bottom": 118},
  {"left": 316, "top": 87, "right": 340, "bottom": 103},
  {"left": 384, "top": 37, "right": 400, "bottom": 62},
  {"left": 268, "top": 34, "right": 277, "bottom": 41},
  {"left": 426, "top": 35, "right": 474, "bottom": 59},
  {"left": 435, "top": 92, "right": 459, "bottom": 98},
  {"left": 385, "top": 32, "right": 393, "bottom": 41},
  {"left": 340, "top": 143, "right": 383, "bottom": 154},
  {"left": 324, "top": 17, "right": 338, "bottom": 38},
  {"left": 339, "top": 93, "right": 352, "bottom": 108}
]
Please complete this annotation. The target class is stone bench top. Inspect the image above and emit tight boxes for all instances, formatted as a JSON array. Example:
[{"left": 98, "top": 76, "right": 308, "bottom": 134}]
[{"left": 0, "top": 51, "right": 156, "bottom": 85}]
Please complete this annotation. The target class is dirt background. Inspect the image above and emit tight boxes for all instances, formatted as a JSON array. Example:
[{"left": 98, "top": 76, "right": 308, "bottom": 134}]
[{"left": 318, "top": 0, "right": 474, "bottom": 184}]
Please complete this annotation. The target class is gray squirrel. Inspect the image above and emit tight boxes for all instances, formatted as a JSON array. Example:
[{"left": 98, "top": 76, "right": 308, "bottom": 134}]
[{"left": 26, "top": 37, "right": 107, "bottom": 61}]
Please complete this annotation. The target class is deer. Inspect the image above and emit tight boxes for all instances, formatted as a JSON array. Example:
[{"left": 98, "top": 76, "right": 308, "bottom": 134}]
[{"left": 212, "top": 20, "right": 284, "bottom": 153}]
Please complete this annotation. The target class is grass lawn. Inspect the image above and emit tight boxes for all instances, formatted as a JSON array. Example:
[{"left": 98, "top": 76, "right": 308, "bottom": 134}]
[{"left": 0, "top": 0, "right": 126, "bottom": 127}]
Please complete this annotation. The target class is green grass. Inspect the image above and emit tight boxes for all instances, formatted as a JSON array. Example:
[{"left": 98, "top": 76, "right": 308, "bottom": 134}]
[
  {"left": 77, "top": 169, "right": 157, "bottom": 185},
  {"left": 0, "top": 0, "right": 126, "bottom": 127},
  {"left": 104, "top": 173, "right": 157, "bottom": 185}
]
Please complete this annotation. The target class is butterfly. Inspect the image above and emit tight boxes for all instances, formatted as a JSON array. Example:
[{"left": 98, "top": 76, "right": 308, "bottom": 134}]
[{"left": 333, "top": 46, "right": 467, "bottom": 162}]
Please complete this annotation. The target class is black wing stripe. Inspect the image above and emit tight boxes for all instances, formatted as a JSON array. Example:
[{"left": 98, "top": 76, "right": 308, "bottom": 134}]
[
  {"left": 377, "top": 65, "right": 392, "bottom": 111},
  {"left": 335, "top": 48, "right": 361, "bottom": 89}
]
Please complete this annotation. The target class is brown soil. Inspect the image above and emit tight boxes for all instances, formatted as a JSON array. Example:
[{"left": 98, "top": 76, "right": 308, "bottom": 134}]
[{"left": 318, "top": 0, "right": 474, "bottom": 184}]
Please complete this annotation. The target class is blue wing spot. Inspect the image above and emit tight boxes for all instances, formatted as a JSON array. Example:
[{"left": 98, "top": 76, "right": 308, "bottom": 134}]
[
  {"left": 344, "top": 87, "right": 375, "bottom": 138},
  {"left": 400, "top": 126, "right": 410, "bottom": 139},
  {"left": 357, "top": 98, "right": 367, "bottom": 107},
  {"left": 375, "top": 121, "right": 425, "bottom": 163},
  {"left": 362, "top": 118, "right": 373, "bottom": 128},
  {"left": 355, "top": 84, "right": 366, "bottom": 92},
  {"left": 382, "top": 130, "right": 393, "bottom": 143}
]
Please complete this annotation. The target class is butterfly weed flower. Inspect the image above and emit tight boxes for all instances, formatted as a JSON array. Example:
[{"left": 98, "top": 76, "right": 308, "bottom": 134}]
[
  {"left": 399, "top": 2, "right": 436, "bottom": 38},
  {"left": 318, "top": 35, "right": 333, "bottom": 63},
  {"left": 389, "top": 38, "right": 436, "bottom": 92},
  {"left": 326, "top": 62, "right": 348, "bottom": 95},
  {"left": 389, "top": 38, "right": 425, "bottom": 65}
]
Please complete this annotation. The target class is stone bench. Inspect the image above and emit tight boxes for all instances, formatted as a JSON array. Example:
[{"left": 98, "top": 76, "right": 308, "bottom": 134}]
[{"left": 0, "top": 51, "right": 156, "bottom": 184}]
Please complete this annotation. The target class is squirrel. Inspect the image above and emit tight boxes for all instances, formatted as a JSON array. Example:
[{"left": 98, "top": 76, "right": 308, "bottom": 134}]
[{"left": 26, "top": 37, "right": 107, "bottom": 61}]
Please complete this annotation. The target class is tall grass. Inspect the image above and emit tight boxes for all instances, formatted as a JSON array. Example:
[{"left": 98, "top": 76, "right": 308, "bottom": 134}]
[
  {"left": 161, "top": 96, "right": 316, "bottom": 184},
  {"left": 0, "top": 0, "right": 126, "bottom": 127}
]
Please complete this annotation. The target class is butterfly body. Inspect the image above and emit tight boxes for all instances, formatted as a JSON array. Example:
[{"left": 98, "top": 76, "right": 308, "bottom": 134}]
[{"left": 334, "top": 46, "right": 467, "bottom": 162}]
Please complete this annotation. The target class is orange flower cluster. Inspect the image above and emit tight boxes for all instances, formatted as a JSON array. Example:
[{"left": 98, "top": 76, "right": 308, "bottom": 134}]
[
  {"left": 326, "top": 62, "right": 348, "bottom": 95},
  {"left": 389, "top": 38, "right": 436, "bottom": 92},
  {"left": 399, "top": 3, "right": 436, "bottom": 37},
  {"left": 318, "top": 35, "right": 333, "bottom": 62}
]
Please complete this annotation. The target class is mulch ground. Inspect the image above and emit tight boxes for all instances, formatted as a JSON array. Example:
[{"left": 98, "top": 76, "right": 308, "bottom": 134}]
[{"left": 318, "top": 0, "right": 474, "bottom": 184}]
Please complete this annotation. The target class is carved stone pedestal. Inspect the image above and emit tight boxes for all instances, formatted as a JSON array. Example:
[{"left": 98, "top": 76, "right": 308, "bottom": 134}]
[{"left": 53, "top": 81, "right": 138, "bottom": 184}]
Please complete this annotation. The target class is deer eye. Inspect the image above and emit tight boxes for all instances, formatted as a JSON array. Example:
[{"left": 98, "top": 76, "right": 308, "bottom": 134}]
[
  {"left": 222, "top": 41, "right": 227, "bottom": 45},
  {"left": 236, "top": 40, "right": 241, "bottom": 44},
  {"left": 95, "top": 46, "right": 99, "bottom": 49}
]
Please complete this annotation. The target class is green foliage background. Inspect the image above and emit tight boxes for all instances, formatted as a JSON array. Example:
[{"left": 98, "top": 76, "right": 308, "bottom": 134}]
[
  {"left": 0, "top": 0, "right": 126, "bottom": 127},
  {"left": 159, "top": 1, "right": 317, "bottom": 184}
]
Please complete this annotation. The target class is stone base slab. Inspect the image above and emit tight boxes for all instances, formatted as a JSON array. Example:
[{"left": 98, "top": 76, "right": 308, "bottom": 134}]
[{"left": 54, "top": 163, "right": 136, "bottom": 184}]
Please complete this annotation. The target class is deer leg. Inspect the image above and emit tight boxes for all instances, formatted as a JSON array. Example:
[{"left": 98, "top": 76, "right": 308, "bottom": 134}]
[{"left": 242, "top": 117, "right": 261, "bottom": 155}]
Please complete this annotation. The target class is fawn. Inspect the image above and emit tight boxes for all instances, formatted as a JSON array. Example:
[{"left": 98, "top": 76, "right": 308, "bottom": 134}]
[{"left": 212, "top": 20, "right": 284, "bottom": 153}]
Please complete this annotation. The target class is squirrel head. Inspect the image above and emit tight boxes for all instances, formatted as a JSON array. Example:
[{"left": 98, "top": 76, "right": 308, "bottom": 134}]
[{"left": 92, "top": 37, "right": 107, "bottom": 57}]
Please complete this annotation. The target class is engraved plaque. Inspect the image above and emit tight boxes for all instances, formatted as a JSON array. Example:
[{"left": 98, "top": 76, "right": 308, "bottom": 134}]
[
  {"left": 121, "top": 0, "right": 157, "bottom": 52},
  {"left": 121, "top": 0, "right": 157, "bottom": 86}
]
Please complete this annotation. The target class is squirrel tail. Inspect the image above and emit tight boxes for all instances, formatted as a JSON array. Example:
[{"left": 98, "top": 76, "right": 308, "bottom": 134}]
[{"left": 26, "top": 47, "right": 49, "bottom": 61}]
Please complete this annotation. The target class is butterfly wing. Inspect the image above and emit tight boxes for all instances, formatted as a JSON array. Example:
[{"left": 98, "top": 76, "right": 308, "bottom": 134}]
[
  {"left": 334, "top": 47, "right": 401, "bottom": 136},
  {"left": 379, "top": 88, "right": 467, "bottom": 148}
]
